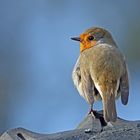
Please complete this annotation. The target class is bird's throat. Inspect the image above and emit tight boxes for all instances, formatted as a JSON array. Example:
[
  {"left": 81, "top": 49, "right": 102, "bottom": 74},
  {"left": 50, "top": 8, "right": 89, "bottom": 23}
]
[{"left": 80, "top": 40, "right": 97, "bottom": 52}]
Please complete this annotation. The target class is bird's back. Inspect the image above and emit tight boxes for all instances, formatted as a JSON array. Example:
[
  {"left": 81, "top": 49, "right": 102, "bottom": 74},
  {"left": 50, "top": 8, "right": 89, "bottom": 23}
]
[{"left": 80, "top": 44, "right": 124, "bottom": 87}]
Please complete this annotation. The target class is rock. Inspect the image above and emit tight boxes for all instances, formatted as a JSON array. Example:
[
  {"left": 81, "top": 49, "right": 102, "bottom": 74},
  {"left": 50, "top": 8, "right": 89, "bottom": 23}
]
[
  {"left": 0, "top": 111, "right": 140, "bottom": 140},
  {"left": 137, "top": 123, "right": 140, "bottom": 128}
]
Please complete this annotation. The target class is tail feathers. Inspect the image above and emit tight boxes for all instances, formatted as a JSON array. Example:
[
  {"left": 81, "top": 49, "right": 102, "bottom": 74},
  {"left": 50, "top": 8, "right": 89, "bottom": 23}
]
[{"left": 103, "top": 93, "right": 117, "bottom": 122}]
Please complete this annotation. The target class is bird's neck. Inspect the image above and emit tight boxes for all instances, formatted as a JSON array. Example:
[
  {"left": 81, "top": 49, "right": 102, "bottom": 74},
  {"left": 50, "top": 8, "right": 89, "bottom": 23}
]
[{"left": 96, "top": 37, "right": 117, "bottom": 46}]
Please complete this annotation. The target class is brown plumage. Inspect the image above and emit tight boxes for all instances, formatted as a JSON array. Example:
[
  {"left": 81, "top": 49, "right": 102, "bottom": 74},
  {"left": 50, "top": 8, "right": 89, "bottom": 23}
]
[{"left": 71, "top": 27, "right": 129, "bottom": 122}]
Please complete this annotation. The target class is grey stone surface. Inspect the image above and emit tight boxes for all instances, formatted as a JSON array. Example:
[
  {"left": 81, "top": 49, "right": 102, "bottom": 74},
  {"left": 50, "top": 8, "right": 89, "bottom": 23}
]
[{"left": 0, "top": 111, "right": 140, "bottom": 140}]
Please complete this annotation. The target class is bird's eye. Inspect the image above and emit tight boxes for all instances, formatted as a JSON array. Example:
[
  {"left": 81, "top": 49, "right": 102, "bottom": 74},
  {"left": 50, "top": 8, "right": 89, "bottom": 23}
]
[{"left": 88, "top": 36, "right": 94, "bottom": 41}]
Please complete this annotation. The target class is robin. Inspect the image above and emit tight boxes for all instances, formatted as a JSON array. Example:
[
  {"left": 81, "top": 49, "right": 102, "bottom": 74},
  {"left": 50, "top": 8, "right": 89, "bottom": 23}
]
[{"left": 71, "top": 27, "right": 129, "bottom": 123}]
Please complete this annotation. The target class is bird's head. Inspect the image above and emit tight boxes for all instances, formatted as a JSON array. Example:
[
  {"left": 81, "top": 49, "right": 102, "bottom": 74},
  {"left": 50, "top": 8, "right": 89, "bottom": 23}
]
[{"left": 71, "top": 27, "right": 114, "bottom": 52}]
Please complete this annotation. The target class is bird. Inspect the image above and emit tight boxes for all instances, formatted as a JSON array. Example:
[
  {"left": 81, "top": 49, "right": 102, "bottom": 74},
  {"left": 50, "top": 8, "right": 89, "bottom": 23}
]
[{"left": 71, "top": 27, "right": 129, "bottom": 123}]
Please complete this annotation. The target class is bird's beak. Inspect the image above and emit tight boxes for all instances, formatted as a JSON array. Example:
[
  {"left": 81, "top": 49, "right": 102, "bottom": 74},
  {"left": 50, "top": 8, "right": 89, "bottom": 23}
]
[{"left": 71, "top": 37, "right": 81, "bottom": 42}]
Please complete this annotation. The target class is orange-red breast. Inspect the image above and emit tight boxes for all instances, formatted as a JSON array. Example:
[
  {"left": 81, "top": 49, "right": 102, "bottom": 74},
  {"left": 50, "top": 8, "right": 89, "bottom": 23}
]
[{"left": 71, "top": 27, "right": 129, "bottom": 122}]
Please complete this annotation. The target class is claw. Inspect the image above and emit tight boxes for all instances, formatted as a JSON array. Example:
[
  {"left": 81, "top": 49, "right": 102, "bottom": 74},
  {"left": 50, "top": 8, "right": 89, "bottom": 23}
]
[
  {"left": 88, "top": 108, "right": 107, "bottom": 127},
  {"left": 88, "top": 108, "right": 97, "bottom": 119}
]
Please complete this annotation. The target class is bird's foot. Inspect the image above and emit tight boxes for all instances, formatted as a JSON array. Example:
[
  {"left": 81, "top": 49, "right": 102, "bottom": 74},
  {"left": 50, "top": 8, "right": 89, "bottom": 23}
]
[
  {"left": 88, "top": 109, "right": 98, "bottom": 119},
  {"left": 88, "top": 109, "right": 107, "bottom": 130}
]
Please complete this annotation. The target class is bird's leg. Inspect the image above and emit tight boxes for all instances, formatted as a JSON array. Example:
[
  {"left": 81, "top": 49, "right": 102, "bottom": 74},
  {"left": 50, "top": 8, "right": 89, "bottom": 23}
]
[
  {"left": 88, "top": 105, "right": 106, "bottom": 121},
  {"left": 88, "top": 105, "right": 97, "bottom": 119},
  {"left": 85, "top": 105, "right": 99, "bottom": 133},
  {"left": 85, "top": 105, "right": 108, "bottom": 133}
]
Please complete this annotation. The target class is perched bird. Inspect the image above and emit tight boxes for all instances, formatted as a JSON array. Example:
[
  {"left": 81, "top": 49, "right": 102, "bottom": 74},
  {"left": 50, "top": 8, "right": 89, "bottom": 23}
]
[{"left": 71, "top": 27, "right": 129, "bottom": 123}]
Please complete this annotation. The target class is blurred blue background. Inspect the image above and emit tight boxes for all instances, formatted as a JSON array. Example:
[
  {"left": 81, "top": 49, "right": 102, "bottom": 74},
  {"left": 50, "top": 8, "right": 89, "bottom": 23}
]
[{"left": 0, "top": 0, "right": 140, "bottom": 135}]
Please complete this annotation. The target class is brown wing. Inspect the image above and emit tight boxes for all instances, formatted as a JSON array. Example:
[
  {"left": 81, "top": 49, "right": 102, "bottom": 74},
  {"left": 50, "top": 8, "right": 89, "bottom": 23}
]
[
  {"left": 72, "top": 56, "right": 81, "bottom": 88},
  {"left": 80, "top": 69, "right": 95, "bottom": 105},
  {"left": 120, "top": 63, "right": 129, "bottom": 105},
  {"left": 72, "top": 56, "right": 94, "bottom": 105}
]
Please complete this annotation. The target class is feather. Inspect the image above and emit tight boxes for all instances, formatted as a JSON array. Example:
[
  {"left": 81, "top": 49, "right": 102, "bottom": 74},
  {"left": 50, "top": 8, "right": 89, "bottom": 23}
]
[{"left": 120, "top": 63, "right": 129, "bottom": 105}]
